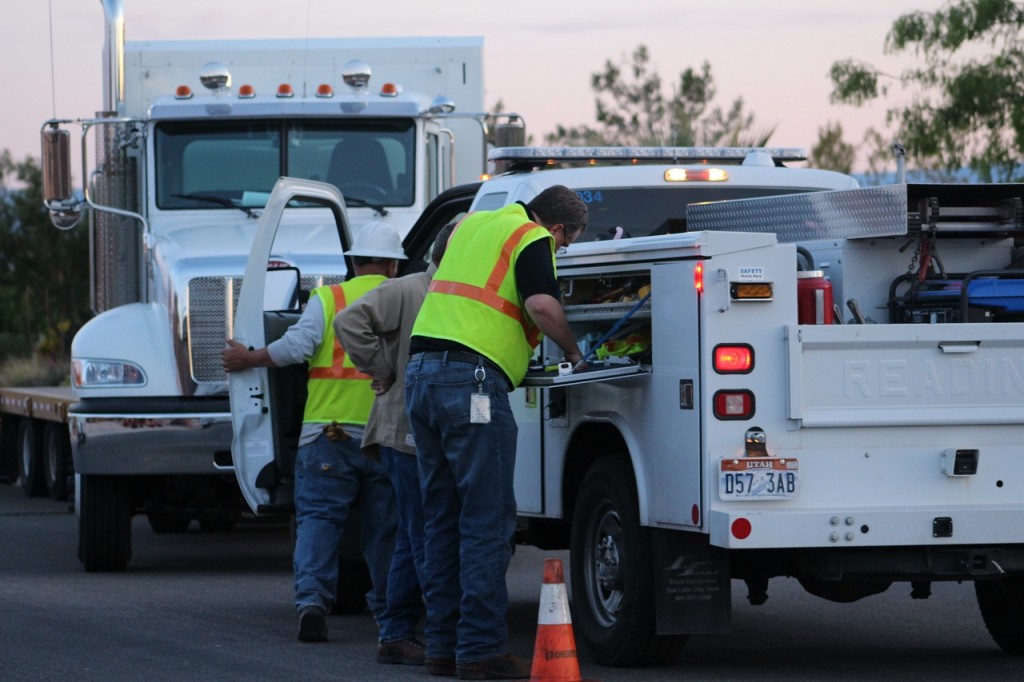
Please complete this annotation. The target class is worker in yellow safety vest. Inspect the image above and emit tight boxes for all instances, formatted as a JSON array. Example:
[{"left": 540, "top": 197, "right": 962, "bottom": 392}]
[
  {"left": 222, "top": 221, "right": 406, "bottom": 645},
  {"left": 404, "top": 185, "right": 587, "bottom": 679}
]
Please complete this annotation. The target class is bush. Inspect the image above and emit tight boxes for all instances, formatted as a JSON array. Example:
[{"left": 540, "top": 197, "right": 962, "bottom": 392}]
[{"left": 0, "top": 355, "right": 69, "bottom": 387}]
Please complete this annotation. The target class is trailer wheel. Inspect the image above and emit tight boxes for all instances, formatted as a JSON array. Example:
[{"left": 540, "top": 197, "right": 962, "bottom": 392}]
[
  {"left": 42, "top": 422, "right": 72, "bottom": 501},
  {"left": 17, "top": 418, "right": 47, "bottom": 497},
  {"left": 79, "top": 474, "right": 133, "bottom": 572},
  {"left": 976, "top": 572, "right": 1024, "bottom": 655},
  {"left": 570, "top": 456, "right": 686, "bottom": 666}
]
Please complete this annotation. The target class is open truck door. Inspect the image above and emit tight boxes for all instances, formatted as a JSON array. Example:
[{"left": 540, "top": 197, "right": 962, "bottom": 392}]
[{"left": 228, "top": 178, "right": 353, "bottom": 514}]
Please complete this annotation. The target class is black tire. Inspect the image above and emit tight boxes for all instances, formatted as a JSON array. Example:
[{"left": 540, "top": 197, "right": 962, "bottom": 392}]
[
  {"left": 79, "top": 474, "right": 133, "bottom": 572},
  {"left": 976, "top": 572, "right": 1024, "bottom": 655},
  {"left": 570, "top": 456, "right": 687, "bottom": 666},
  {"left": 147, "top": 510, "right": 192, "bottom": 534},
  {"left": 42, "top": 422, "right": 72, "bottom": 501},
  {"left": 16, "top": 418, "right": 47, "bottom": 497}
]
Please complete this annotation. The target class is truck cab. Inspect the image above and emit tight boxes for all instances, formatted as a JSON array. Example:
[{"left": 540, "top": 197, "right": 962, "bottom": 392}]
[{"left": 39, "top": 0, "right": 498, "bottom": 572}]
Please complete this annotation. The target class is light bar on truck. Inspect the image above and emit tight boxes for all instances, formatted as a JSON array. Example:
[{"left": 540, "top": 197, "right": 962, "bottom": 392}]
[
  {"left": 665, "top": 168, "right": 729, "bottom": 182},
  {"left": 488, "top": 146, "right": 807, "bottom": 164}
]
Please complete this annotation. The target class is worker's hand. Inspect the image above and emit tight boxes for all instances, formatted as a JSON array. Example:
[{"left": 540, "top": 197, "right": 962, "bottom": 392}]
[
  {"left": 222, "top": 339, "right": 250, "bottom": 373},
  {"left": 565, "top": 348, "right": 586, "bottom": 373},
  {"left": 371, "top": 375, "right": 395, "bottom": 396}
]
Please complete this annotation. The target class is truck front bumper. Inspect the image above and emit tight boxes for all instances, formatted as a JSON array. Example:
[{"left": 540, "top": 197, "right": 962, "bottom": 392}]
[{"left": 69, "top": 397, "right": 233, "bottom": 475}]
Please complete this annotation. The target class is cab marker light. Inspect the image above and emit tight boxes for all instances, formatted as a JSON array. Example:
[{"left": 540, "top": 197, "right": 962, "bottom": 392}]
[
  {"left": 276, "top": 83, "right": 294, "bottom": 98},
  {"left": 316, "top": 83, "right": 334, "bottom": 98},
  {"left": 237, "top": 84, "right": 256, "bottom": 99},
  {"left": 175, "top": 85, "right": 193, "bottom": 100}
]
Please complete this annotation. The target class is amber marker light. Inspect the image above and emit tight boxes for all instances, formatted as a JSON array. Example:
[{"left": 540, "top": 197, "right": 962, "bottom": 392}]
[
  {"left": 316, "top": 83, "right": 334, "bottom": 98},
  {"left": 276, "top": 83, "right": 294, "bottom": 98},
  {"left": 175, "top": 85, "right": 193, "bottom": 99},
  {"left": 237, "top": 84, "right": 255, "bottom": 98}
]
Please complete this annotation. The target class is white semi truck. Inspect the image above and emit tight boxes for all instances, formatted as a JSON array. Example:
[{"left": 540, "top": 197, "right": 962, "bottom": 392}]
[
  {"left": 234, "top": 146, "right": 1024, "bottom": 667},
  {"left": 3, "top": 0, "right": 515, "bottom": 573}
]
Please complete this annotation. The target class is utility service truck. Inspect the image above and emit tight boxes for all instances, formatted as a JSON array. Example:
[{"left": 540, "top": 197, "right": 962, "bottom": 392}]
[
  {"left": 233, "top": 146, "right": 1024, "bottom": 668},
  {"left": 0, "top": 0, "right": 514, "bottom": 572}
]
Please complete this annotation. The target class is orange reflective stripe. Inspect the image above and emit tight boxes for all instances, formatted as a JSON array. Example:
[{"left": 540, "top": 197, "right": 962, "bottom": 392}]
[
  {"left": 429, "top": 280, "right": 526, "bottom": 324},
  {"left": 308, "top": 285, "right": 370, "bottom": 381},
  {"left": 309, "top": 366, "right": 371, "bottom": 380},
  {"left": 428, "top": 221, "right": 542, "bottom": 335}
]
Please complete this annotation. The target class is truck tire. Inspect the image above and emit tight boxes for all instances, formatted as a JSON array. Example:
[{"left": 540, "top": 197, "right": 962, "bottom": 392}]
[
  {"left": 79, "top": 474, "right": 133, "bottom": 572},
  {"left": 17, "top": 418, "right": 48, "bottom": 497},
  {"left": 570, "top": 456, "right": 686, "bottom": 666},
  {"left": 42, "top": 422, "right": 72, "bottom": 501},
  {"left": 976, "top": 572, "right": 1024, "bottom": 655}
]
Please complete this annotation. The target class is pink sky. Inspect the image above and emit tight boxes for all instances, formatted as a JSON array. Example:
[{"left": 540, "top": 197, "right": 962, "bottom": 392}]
[{"left": 2, "top": 0, "right": 933, "bottom": 176}]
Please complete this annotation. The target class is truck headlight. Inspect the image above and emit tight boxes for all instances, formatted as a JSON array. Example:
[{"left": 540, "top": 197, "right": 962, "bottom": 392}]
[{"left": 72, "top": 359, "right": 147, "bottom": 387}]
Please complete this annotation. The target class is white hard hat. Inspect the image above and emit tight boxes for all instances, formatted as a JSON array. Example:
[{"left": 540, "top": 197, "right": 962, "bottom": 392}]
[{"left": 344, "top": 221, "right": 407, "bottom": 260}]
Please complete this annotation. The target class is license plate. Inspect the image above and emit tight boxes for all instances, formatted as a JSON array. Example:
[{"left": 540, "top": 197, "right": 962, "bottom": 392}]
[{"left": 719, "top": 457, "right": 799, "bottom": 500}]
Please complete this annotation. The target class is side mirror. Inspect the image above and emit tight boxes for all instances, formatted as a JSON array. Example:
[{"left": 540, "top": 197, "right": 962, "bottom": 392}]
[
  {"left": 41, "top": 124, "right": 82, "bottom": 231},
  {"left": 264, "top": 267, "right": 301, "bottom": 312}
]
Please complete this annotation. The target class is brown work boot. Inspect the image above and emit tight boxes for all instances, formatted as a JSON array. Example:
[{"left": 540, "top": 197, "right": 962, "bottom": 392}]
[
  {"left": 456, "top": 653, "right": 532, "bottom": 680},
  {"left": 425, "top": 657, "right": 457, "bottom": 677},
  {"left": 376, "top": 637, "right": 426, "bottom": 665}
]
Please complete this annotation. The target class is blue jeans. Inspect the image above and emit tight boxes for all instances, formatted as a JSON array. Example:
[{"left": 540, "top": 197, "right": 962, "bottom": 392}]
[
  {"left": 293, "top": 431, "right": 397, "bottom": 622},
  {"left": 377, "top": 446, "right": 426, "bottom": 642},
  {"left": 404, "top": 353, "right": 518, "bottom": 664}
]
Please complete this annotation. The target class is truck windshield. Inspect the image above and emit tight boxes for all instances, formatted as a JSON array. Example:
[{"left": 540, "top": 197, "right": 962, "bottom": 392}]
[
  {"left": 154, "top": 119, "right": 415, "bottom": 211},
  {"left": 572, "top": 186, "right": 820, "bottom": 242}
]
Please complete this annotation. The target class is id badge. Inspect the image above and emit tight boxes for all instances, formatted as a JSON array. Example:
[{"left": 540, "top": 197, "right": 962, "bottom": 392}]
[{"left": 470, "top": 391, "right": 491, "bottom": 424}]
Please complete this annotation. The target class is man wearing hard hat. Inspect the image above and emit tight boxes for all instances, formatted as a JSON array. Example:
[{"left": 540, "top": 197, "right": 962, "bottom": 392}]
[{"left": 222, "top": 221, "right": 406, "bottom": 644}]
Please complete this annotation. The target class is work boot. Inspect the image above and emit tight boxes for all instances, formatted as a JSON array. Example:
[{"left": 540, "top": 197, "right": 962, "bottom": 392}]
[
  {"left": 297, "top": 604, "right": 328, "bottom": 642},
  {"left": 456, "top": 653, "right": 532, "bottom": 680},
  {"left": 376, "top": 637, "right": 426, "bottom": 665},
  {"left": 424, "top": 657, "right": 457, "bottom": 677}
]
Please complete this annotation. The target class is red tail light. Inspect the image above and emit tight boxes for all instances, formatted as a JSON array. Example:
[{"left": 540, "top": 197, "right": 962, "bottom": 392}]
[
  {"left": 694, "top": 262, "right": 704, "bottom": 293},
  {"left": 714, "top": 344, "right": 754, "bottom": 373}
]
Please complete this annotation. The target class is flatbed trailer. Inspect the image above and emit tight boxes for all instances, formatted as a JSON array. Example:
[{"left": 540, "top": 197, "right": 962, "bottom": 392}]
[{"left": 0, "top": 386, "right": 75, "bottom": 499}]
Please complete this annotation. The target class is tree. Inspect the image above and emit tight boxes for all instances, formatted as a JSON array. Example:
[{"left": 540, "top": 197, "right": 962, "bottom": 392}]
[
  {"left": 546, "top": 45, "right": 775, "bottom": 147},
  {"left": 0, "top": 150, "right": 90, "bottom": 363},
  {"left": 829, "top": 0, "right": 1024, "bottom": 181},
  {"left": 808, "top": 121, "right": 856, "bottom": 174}
]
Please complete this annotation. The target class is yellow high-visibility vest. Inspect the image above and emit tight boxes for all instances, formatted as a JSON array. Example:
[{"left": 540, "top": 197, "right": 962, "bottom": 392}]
[
  {"left": 304, "top": 275, "right": 386, "bottom": 424},
  {"left": 412, "top": 203, "right": 554, "bottom": 385}
]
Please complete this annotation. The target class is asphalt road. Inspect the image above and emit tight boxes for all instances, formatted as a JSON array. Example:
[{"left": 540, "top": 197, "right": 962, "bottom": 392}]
[{"left": 1, "top": 481, "right": 1023, "bottom": 681}]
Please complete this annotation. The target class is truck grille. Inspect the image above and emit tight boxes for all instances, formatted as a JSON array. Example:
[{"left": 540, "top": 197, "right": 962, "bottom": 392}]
[{"left": 187, "top": 275, "right": 343, "bottom": 384}]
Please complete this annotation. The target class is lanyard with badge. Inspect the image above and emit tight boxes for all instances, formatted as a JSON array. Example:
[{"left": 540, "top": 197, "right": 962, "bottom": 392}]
[{"left": 470, "top": 365, "right": 491, "bottom": 424}]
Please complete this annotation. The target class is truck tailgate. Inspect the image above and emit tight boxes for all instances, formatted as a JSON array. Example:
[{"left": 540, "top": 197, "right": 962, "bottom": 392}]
[{"left": 786, "top": 323, "right": 1024, "bottom": 427}]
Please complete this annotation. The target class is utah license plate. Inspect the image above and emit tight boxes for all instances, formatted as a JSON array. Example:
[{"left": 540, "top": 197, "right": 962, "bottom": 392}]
[{"left": 719, "top": 457, "right": 799, "bottom": 500}]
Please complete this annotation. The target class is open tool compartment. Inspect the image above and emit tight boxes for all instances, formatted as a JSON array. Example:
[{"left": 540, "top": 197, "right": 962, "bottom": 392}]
[{"left": 523, "top": 270, "right": 652, "bottom": 386}]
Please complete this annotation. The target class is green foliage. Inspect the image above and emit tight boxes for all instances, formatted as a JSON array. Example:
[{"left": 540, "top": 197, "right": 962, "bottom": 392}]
[
  {"left": 546, "top": 45, "right": 775, "bottom": 147},
  {"left": 829, "top": 0, "right": 1024, "bottom": 181},
  {"left": 808, "top": 122, "right": 856, "bottom": 174},
  {"left": 0, "top": 150, "right": 91, "bottom": 365},
  {"left": 0, "top": 355, "right": 69, "bottom": 387}
]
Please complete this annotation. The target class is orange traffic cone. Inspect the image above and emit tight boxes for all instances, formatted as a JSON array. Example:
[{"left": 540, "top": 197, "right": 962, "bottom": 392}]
[{"left": 530, "top": 558, "right": 597, "bottom": 682}]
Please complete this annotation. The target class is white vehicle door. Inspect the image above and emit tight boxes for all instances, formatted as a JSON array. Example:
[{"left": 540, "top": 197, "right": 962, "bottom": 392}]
[{"left": 228, "top": 177, "right": 353, "bottom": 514}]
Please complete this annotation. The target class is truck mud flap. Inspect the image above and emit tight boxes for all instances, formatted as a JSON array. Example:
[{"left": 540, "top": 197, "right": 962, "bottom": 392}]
[{"left": 652, "top": 529, "right": 731, "bottom": 634}]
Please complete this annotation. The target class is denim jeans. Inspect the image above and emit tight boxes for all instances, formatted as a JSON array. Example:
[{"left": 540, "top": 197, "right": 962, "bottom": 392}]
[
  {"left": 293, "top": 431, "right": 397, "bottom": 622},
  {"left": 404, "top": 353, "right": 517, "bottom": 664},
  {"left": 377, "top": 446, "right": 426, "bottom": 642}
]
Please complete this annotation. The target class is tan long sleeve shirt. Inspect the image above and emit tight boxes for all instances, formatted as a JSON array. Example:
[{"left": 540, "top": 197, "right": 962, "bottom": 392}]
[{"left": 333, "top": 264, "right": 436, "bottom": 457}]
